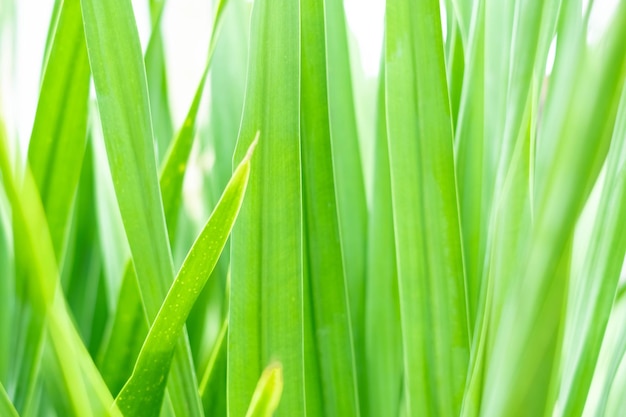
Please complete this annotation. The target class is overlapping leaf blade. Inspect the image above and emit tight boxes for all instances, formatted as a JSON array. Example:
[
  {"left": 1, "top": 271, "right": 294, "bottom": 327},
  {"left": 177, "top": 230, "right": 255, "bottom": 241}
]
[
  {"left": 481, "top": 2, "right": 626, "bottom": 415},
  {"left": 0, "top": 382, "right": 18, "bottom": 417},
  {"left": 555, "top": 75, "right": 626, "bottom": 417},
  {"left": 115, "top": 140, "right": 253, "bottom": 416},
  {"left": 80, "top": 0, "right": 203, "bottom": 414},
  {"left": 27, "top": 0, "right": 90, "bottom": 262}
]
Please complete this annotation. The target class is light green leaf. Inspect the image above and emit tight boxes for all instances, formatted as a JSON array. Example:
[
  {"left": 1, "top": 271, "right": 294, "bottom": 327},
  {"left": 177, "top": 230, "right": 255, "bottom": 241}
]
[
  {"left": 80, "top": 0, "right": 204, "bottom": 414},
  {"left": 0, "top": 381, "right": 18, "bottom": 417},
  {"left": 228, "top": 0, "right": 304, "bottom": 415},
  {"left": 384, "top": 0, "right": 469, "bottom": 415},
  {"left": 481, "top": 2, "right": 626, "bottom": 415},
  {"left": 114, "top": 138, "right": 254, "bottom": 416},
  {"left": 27, "top": 0, "right": 90, "bottom": 261},
  {"left": 300, "top": 0, "right": 359, "bottom": 414},
  {"left": 365, "top": 61, "right": 403, "bottom": 417},
  {"left": 582, "top": 286, "right": 626, "bottom": 416},
  {"left": 245, "top": 363, "right": 284, "bottom": 417},
  {"left": 0, "top": 171, "right": 13, "bottom": 385},
  {"left": 199, "top": 318, "right": 228, "bottom": 415},
  {"left": 323, "top": 3, "right": 368, "bottom": 396},
  {"left": 160, "top": 0, "right": 228, "bottom": 242},
  {"left": 145, "top": 0, "right": 174, "bottom": 161},
  {"left": 0, "top": 119, "right": 117, "bottom": 417},
  {"left": 555, "top": 79, "right": 626, "bottom": 416},
  {"left": 93, "top": 0, "right": 230, "bottom": 402}
]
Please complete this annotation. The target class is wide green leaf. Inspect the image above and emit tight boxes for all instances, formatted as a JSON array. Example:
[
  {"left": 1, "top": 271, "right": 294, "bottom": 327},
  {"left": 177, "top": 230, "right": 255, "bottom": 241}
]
[
  {"left": 228, "top": 0, "right": 304, "bottom": 415},
  {"left": 384, "top": 0, "right": 469, "bottom": 415}
]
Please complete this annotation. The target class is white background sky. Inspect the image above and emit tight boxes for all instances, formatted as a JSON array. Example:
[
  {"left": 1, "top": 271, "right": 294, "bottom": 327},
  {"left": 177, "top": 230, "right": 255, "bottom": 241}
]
[
  {"left": 2, "top": 0, "right": 619, "bottom": 149},
  {"left": 4, "top": 0, "right": 386, "bottom": 148}
]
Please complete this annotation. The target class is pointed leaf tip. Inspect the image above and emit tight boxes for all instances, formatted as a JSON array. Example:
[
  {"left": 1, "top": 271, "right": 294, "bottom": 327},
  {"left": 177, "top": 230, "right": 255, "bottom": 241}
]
[
  {"left": 244, "top": 131, "right": 261, "bottom": 162},
  {"left": 245, "top": 362, "right": 284, "bottom": 417}
]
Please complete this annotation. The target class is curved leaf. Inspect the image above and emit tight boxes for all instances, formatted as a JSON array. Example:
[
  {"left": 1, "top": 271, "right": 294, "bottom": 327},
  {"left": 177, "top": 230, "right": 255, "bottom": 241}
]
[{"left": 114, "top": 138, "right": 254, "bottom": 416}]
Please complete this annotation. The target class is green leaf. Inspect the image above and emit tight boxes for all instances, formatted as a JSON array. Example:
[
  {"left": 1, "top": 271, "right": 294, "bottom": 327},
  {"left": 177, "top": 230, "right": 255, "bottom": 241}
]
[
  {"left": 384, "top": 0, "right": 470, "bottom": 415},
  {"left": 114, "top": 138, "right": 254, "bottom": 416},
  {"left": 228, "top": 0, "right": 304, "bottom": 415},
  {"left": 11, "top": 1, "right": 91, "bottom": 410},
  {"left": 323, "top": 1, "right": 368, "bottom": 407},
  {"left": 0, "top": 381, "right": 18, "bottom": 417},
  {"left": 145, "top": 0, "right": 174, "bottom": 161},
  {"left": 245, "top": 363, "right": 284, "bottom": 417},
  {"left": 480, "top": 2, "right": 626, "bottom": 415},
  {"left": 160, "top": 0, "right": 228, "bottom": 242},
  {"left": 582, "top": 287, "right": 626, "bottom": 416},
  {"left": 198, "top": 318, "right": 228, "bottom": 415},
  {"left": 0, "top": 173, "right": 13, "bottom": 385},
  {"left": 93, "top": 0, "right": 230, "bottom": 401},
  {"left": 364, "top": 61, "right": 403, "bottom": 417},
  {"left": 555, "top": 79, "right": 626, "bottom": 417},
  {"left": 97, "top": 263, "right": 147, "bottom": 395},
  {"left": 27, "top": 0, "right": 90, "bottom": 262},
  {"left": 80, "top": 0, "right": 204, "bottom": 414},
  {"left": 0, "top": 119, "right": 117, "bottom": 417},
  {"left": 300, "top": 0, "right": 359, "bottom": 414}
]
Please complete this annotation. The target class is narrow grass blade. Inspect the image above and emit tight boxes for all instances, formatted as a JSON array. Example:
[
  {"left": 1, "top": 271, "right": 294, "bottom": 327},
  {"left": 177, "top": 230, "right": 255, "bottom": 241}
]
[
  {"left": 0, "top": 381, "right": 18, "bottom": 417},
  {"left": 207, "top": 0, "right": 249, "bottom": 195},
  {"left": 582, "top": 286, "right": 626, "bottom": 416},
  {"left": 555, "top": 81, "right": 626, "bottom": 416},
  {"left": 161, "top": 0, "right": 228, "bottom": 241},
  {"left": 114, "top": 140, "right": 254, "bottom": 416},
  {"left": 245, "top": 363, "right": 284, "bottom": 417},
  {"left": 300, "top": 0, "right": 359, "bottom": 414},
  {"left": 97, "top": 264, "right": 147, "bottom": 396},
  {"left": 81, "top": 0, "right": 174, "bottom": 315},
  {"left": 94, "top": 0, "right": 230, "bottom": 401},
  {"left": 384, "top": 0, "right": 469, "bottom": 415},
  {"left": 145, "top": 0, "right": 174, "bottom": 160},
  {"left": 80, "top": 0, "right": 204, "bottom": 414},
  {"left": 323, "top": 4, "right": 368, "bottom": 397},
  {"left": 61, "top": 147, "right": 107, "bottom": 354},
  {"left": 11, "top": 2, "right": 91, "bottom": 409},
  {"left": 365, "top": 61, "right": 403, "bottom": 417},
  {"left": 0, "top": 180, "right": 13, "bottom": 385},
  {"left": 228, "top": 0, "right": 304, "bottom": 415},
  {"left": 454, "top": 0, "right": 486, "bottom": 328},
  {"left": 27, "top": 0, "right": 90, "bottom": 262},
  {"left": 199, "top": 318, "right": 228, "bottom": 415},
  {"left": 0, "top": 121, "right": 117, "bottom": 417},
  {"left": 481, "top": 2, "right": 626, "bottom": 415}
]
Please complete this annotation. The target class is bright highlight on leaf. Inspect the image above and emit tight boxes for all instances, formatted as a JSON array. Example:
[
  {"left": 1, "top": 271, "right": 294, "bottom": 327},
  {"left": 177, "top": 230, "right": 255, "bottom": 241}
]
[{"left": 245, "top": 362, "right": 284, "bottom": 417}]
